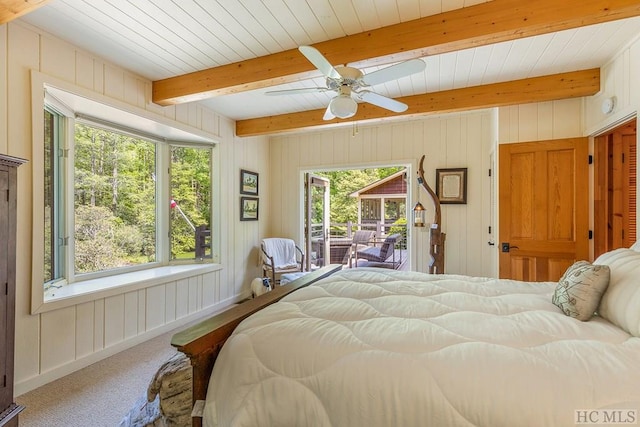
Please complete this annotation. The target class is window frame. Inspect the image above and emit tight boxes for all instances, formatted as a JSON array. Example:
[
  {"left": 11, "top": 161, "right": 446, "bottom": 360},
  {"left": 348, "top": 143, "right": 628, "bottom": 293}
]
[
  {"left": 43, "top": 107, "right": 66, "bottom": 287},
  {"left": 31, "top": 71, "right": 219, "bottom": 314}
]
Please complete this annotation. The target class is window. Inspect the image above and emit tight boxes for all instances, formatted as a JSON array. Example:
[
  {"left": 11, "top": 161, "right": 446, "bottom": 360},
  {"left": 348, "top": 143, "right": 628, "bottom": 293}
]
[
  {"left": 362, "top": 199, "right": 381, "bottom": 221},
  {"left": 41, "top": 84, "right": 215, "bottom": 293},
  {"left": 73, "top": 122, "right": 157, "bottom": 274},
  {"left": 170, "top": 146, "right": 212, "bottom": 260},
  {"left": 384, "top": 199, "right": 406, "bottom": 222}
]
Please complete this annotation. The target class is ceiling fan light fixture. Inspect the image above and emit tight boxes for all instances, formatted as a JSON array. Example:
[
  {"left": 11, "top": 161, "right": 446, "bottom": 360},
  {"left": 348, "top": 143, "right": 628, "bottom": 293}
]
[
  {"left": 329, "top": 94, "right": 357, "bottom": 119},
  {"left": 270, "top": 46, "right": 425, "bottom": 120}
]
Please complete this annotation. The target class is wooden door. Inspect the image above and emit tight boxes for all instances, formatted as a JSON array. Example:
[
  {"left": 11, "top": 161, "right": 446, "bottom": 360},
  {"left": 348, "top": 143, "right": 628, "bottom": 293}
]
[
  {"left": 593, "top": 119, "right": 637, "bottom": 258},
  {"left": 499, "top": 138, "right": 589, "bottom": 281}
]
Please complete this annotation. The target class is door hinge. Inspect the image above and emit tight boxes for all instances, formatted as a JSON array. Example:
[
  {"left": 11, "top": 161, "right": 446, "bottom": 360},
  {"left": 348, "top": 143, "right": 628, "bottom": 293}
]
[
  {"left": 5, "top": 189, "right": 8, "bottom": 201},
  {"left": 622, "top": 153, "right": 625, "bottom": 163},
  {"left": 588, "top": 230, "right": 593, "bottom": 240},
  {"left": 588, "top": 155, "right": 593, "bottom": 165},
  {"left": 3, "top": 375, "right": 6, "bottom": 387},
  {"left": 5, "top": 283, "right": 7, "bottom": 295},
  {"left": 488, "top": 226, "right": 492, "bottom": 234},
  {"left": 488, "top": 168, "right": 492, "bottom": 177}
]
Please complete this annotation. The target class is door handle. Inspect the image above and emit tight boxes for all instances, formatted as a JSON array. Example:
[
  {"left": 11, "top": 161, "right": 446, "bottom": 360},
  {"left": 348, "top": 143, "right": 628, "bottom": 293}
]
[{"left": 501, "top": 242, "right": 519, "bottom": 252}]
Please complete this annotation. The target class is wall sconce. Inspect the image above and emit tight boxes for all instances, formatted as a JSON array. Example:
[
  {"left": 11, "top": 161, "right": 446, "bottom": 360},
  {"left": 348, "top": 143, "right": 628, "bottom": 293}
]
[{"left": 413, "top": 202, "right": 425, "bottom": 227}]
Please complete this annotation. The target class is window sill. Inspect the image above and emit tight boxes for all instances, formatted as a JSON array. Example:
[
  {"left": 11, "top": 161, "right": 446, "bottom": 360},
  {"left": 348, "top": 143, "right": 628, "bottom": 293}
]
[{"left": 39, "top": 263, "right": 222, "bottom": 313}]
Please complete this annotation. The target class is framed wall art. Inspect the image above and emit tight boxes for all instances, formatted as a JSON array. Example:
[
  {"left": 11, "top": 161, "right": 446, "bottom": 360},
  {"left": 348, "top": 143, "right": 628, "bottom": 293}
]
[
  {"left": 436, "top": 168, "right": 467, "bottom": 204},
  {"left": 240, "top": 197, "right": 259, "bottom": 221},
  {"left": 240, "top": 169, "right": 259, "bottom": 195}
]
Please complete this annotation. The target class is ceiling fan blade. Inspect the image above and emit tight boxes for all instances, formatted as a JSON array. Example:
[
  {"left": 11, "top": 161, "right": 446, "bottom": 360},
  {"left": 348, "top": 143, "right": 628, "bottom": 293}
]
[
  {"left": 323, "top": 104, "right": 336, "bottom": 121},
  {"left": 357, "top": 91, "right": 408, "bottom": 113},
  {"left": 265, "top": 87, "right": 331, "bottom": 96},
  {"left": 299, "top": 46, "right": 342, "bottom": 80},
  {"left": 360, "top": 59, "right": 426, "bottom": 86}
]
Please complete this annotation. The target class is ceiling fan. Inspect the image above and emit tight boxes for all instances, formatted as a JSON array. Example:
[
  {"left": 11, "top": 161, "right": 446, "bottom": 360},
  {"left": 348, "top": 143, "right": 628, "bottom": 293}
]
[{"left": 265, "top": 46, "right": 426, "bottom": 120}]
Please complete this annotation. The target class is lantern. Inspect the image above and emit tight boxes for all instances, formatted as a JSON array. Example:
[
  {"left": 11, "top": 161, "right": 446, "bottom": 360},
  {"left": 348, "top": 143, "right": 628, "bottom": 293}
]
[{"left": 413, "top": 202, "right": 426, "bottom": 227}]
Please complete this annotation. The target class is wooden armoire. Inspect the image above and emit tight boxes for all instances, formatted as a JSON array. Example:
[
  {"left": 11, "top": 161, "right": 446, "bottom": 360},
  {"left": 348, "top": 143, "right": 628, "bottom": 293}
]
[{"left": 0, "top": 154, "right": 26, "bottom": 426}]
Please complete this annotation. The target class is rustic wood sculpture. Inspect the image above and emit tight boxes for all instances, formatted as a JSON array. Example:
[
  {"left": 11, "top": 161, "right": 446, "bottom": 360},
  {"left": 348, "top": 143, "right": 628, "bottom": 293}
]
[{"left": 417, "top": 155, "right": 446, "bottom": 274}]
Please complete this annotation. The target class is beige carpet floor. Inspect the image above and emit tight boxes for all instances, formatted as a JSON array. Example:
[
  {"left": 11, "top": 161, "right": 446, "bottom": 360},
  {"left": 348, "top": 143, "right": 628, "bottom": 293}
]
[{"left": 16, "top": 327, "right": 186, "bottom": 427}]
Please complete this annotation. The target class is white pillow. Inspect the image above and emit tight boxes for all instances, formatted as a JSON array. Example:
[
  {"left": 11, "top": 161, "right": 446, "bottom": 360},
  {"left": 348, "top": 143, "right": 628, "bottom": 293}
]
[
  {"left": 595, "top": 248, "right": 640, "bottom": 336},
  {"left": 631, "top": 241, "right": 640, "bottom": 252}
]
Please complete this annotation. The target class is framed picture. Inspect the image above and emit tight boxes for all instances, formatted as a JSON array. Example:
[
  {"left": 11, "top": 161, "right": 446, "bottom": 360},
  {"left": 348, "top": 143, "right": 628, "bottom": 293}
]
[
  {"left": 436, "top": 168, "right": 467, "bottom": 204},
  {"left": 240, "top": 197, "right": 259, "bottom": 221},
  {"left": 240, "top": 169, "right": 259, "bottom": 195}
]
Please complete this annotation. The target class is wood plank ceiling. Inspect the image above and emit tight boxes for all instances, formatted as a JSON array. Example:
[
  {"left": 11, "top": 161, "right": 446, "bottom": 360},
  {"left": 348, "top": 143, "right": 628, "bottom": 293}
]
[
  {"left": 0, "top": 0, "right": 48, "bottom": 24},
  {"left": 15, "top": 0, "right": 640, "bottom": 135}
]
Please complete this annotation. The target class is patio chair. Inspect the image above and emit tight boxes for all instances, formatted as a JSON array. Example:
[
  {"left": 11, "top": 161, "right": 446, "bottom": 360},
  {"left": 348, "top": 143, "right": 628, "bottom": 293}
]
[
  {"left": 261, "top": 238, "right": 305, "bottom": 285},
  {"left": 346, "top": 230, "right": 376, "bottom": 267},
  {"left": 355, "top": 233, "right": 403, "bottom": 269}
]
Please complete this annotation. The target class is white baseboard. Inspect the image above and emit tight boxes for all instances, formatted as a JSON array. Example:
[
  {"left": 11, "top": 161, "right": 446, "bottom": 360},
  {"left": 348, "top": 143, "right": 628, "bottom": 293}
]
[{"left": 15, "top": 296, "right": 240, "bottom": 397}]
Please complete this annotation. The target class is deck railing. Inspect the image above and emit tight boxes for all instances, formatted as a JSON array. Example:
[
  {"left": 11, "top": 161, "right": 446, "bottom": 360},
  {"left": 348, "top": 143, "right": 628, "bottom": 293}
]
[
  {"left": 310, "top": 221, "right": 407, "bottom": 248},
  {"left": 328, "top": 221, "right": 406, "bottom": 239},
  {"left": 194, "top": 225, "right": 212, "bottom": 259}
]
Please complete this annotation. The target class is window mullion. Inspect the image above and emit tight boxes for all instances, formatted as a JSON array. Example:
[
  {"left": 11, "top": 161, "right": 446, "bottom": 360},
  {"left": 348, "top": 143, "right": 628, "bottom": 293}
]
[{"left": 64, "top": 116, "right": 75, "bottom": 283}]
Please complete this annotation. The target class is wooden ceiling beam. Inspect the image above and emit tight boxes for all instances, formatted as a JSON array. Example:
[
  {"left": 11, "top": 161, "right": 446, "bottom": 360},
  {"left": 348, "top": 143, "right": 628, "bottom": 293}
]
[
  {"left": 0, "top": 0, "right": 49, "bottom": 24},
  {"left": 235, "top": 68, "right": 600, "bottom": 137},
  {"left": 152, "top": 0, "right": 639, "bottom": 106}
]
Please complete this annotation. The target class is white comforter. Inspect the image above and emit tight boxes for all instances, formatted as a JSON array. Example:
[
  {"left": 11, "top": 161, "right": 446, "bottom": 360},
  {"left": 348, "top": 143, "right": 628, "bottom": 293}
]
[{"left": 204, "top": 269, "right": 640, "bottom": 427}]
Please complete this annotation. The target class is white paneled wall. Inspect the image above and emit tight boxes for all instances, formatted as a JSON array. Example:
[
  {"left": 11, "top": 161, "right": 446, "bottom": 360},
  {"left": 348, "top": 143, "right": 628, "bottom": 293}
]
[
  {"left": 269, "top": 112, "right": 497, "bottom": 277},
  {"left": 498, "top": 99, "right": 583, "bottom": 143},
  {"left": 584, "top": 34, "right": 640, "bottom": 133},
  {"left": 585, "top": 42, "right": 636, "bottom": 135},
  {"left": 1, "top": 21, "right": 268, "bottom": 395}
]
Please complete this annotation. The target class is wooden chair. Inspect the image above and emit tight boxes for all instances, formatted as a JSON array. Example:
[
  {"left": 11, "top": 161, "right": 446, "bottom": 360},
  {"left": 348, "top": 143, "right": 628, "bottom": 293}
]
[
  {"left": 355, "top": 233, "right": 402, "bottom": 269},
  {"left": 261, "top": 238, "right": 305, "bottom": 285}
]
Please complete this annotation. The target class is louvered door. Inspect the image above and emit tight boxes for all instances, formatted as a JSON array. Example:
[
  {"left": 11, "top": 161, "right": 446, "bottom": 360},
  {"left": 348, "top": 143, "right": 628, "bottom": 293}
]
[{"left": 593, "top": 119, "right": 637, "bottom": 258}]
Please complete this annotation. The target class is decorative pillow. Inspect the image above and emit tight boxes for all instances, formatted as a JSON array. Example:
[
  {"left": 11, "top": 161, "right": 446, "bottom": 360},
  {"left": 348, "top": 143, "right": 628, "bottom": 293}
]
[
  {"left": 631, "top": 241, "right": 640, "bottom": 252},
  {"left": 552, "top": 261, "right": 610, "bottom": 321},
  {"left": 595, "top": 248, "right": 640, "bottom": 336}
]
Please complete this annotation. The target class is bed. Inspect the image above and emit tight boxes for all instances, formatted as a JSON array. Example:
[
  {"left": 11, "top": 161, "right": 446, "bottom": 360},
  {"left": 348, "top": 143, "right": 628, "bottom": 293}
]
[{"left": 172, "top": 247, "right": 640, "bottom": 427}]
